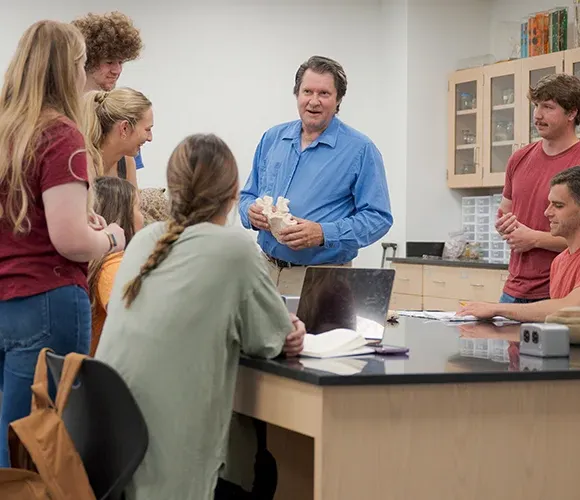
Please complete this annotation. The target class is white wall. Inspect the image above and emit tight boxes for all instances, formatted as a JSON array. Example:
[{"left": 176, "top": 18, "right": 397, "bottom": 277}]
[
  {"left": 490, "top": 0, "right": 576, "bottom": 61},
  {"left": 0, "top": 1, "right": 90, "bottom": 76},
  {"left": 0, "top": 0, "right": 399, "bottom": 268},
  {"left": 405, "top": 0, "right": 492, "bottom": 243},
  {"left": 354, "top": 0, "right": 408, "bottom": 266}
]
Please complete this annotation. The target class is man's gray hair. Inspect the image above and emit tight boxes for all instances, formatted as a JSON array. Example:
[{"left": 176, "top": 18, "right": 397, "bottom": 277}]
[{"left": 293, "top": 55, "right": 347, "bottom": 113}]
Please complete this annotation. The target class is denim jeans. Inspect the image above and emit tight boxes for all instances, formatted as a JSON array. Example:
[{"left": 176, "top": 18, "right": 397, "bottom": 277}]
[
  {"left": 499, "top": 292, "right": 547, "bottom": 304},
  {"left": 0, "top": 285, "right": 91, "bottom": 467}
]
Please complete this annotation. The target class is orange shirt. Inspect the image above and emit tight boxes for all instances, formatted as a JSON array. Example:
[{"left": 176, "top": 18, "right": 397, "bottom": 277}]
[
  {"left": 91, "top": 252, "right": 123, "bottom": 356},
  {"left": 549, "top": 248, "right": 580, "bottom": 299}
]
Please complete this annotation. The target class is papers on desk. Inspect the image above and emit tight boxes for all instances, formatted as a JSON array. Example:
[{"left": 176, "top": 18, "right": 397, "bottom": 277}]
[
  {"left": 398, "top": 310, "right": 519, "bottom": 325},
  {"left": 301, "top": 328, "right": 375, "bottom": 359}
]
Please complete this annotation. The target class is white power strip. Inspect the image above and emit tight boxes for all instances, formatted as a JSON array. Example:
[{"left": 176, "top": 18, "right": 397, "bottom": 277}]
[{"left": 519, "top": 323, "right": 570, "bottom": 358}]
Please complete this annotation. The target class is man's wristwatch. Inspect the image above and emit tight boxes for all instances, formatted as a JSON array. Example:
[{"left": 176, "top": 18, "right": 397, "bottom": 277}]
[{"left": 104, "top": 230, "right": 117, "bottom": 253}]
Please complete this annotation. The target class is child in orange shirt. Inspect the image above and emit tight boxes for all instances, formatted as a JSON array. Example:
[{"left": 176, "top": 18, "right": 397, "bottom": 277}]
[{"left": 88, "top": 177, "right": 144, "bottom": 355}]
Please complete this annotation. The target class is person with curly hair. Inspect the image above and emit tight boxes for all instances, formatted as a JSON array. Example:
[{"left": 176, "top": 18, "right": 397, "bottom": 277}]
[
  {"left": 72, "top": 11, "right": 147, "bottom": 175},
  {"left": 72, "top": 11, "right": 142, "bottom": 92}
]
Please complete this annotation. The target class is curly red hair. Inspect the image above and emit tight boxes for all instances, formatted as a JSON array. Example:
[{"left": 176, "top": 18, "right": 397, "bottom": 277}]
[{"left": 72, "top": 11, "right": 143, "bottom": 71}]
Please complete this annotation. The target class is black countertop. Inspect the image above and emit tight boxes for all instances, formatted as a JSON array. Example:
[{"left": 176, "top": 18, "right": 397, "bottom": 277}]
[
  {"left": 239, "top": 317, "right": 580, "bottom": 386},
  {"left": 384, "top": 256, "right": 509, "bottom": 270}
]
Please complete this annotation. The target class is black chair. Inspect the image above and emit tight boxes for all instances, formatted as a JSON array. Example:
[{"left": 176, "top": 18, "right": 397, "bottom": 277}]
[{"left": 45, "top": 352, "right": 148, "bottom": 500}]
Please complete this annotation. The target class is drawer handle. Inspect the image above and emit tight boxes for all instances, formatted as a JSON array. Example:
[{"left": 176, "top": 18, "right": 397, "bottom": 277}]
[
  {"left": 397, "top": 278, "right": 410, "bottom": 282},
  {"left": 470, "top": 283, "right": 484, "bottom": 287},
  {"left": 432, "top": 280, "right": 446, "bottom": 284}
]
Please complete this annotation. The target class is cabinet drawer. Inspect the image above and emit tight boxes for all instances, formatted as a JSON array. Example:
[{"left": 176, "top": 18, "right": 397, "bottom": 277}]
[
  {"left": 391, "top": 263, "right": 423, "bottom": 296},
  {"left": 498, "top": 271, "right": 510, "bottom": 294},
  {"left": 423, "top": 296, "right": 463, "bottom": 312},
  {"left": 390, "top": 293, "right": 422, "bottom": 311},
  {"left": 423, "top": 266, "right": 502, "bottom": 302}
]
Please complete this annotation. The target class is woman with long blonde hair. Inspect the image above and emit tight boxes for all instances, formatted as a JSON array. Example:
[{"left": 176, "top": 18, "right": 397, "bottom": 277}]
[
  {"left": 0, "top": 20, "right": 126, "bottom": 467},
  {"left": 83, "top": 87, "right": 153, "bottom": 187}
]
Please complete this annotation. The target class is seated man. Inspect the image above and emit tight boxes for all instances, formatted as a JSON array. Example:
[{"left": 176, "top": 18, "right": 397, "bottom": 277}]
[{"left": 458, "top": 166, "right": 580, "bottom": 322}]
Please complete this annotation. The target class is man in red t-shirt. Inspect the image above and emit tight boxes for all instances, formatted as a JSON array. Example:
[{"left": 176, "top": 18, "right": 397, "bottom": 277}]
[
  {"left": 496, "top": 74, "right": 580, "bottom": 303},
  {"left": 458, "top": 166, "right": 580, "bottom": 322}
]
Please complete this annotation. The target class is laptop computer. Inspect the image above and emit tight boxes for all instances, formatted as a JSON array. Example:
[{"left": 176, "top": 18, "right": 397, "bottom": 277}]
[{"left": 284, "top": 267, "right": 395, "bottom": 339}]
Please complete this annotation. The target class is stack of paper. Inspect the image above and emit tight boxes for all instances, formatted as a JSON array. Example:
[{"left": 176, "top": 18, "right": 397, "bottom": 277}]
[
  {"left": 397, "top": 310, "right": 517, "bottom": 323},
  {"left": 301, "top": 328, "right": 375, "bottom": 359}
]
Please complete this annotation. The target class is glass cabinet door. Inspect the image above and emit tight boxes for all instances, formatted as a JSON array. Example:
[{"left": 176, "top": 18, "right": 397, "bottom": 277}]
[
  {"left": 448, "top": 69, "right": 483, "bottom": 188},
  {"left": 482, "top": 60, "right": 520, "bottom": 187},
  {"left": 564, "top": 48, "right": 580, "bottom": 137},
  {"left": 521, "top": 53, "right": 564, "bottom": 145}
]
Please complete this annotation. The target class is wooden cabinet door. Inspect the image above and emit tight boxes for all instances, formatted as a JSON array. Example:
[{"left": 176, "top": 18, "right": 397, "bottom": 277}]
[
  {"left": 448, "top": 68, "right": 484, "bottom": 188},
  {"left": 520, "top": 52, "right": 564, "bottom": 145},
  {"left": 390, "top": 293, "right": 422, "bottom": 311},
  {"left": 482, "top": 60, "right": 521, "bottom": 188},
  {"left": 391, "top": 263, "right": 423, "bottom": 296}
]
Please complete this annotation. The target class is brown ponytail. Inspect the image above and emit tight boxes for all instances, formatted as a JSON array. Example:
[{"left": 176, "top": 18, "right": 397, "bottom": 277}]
[
  {"left": 121, "top": 133, "right": 239, "bottom": 308},
  {"left": 122, "top": 219, "right": 185, "bottom": 307}
]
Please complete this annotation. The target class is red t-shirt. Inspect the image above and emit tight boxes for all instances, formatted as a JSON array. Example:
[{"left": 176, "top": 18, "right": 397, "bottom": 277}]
[
  {"left": 550, "top": 248, "right": 580, "bottom": 299},
  {"left": 0, "top": 116, "right": 89, "bottom": 300},
  {"left": 503, "top": 141, "right": 580, "bottom": 300}
]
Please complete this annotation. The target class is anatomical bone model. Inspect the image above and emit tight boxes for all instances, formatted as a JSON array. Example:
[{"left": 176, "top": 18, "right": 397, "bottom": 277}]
[{"left": 255, "top": 195, "right": 297, "bottom": 243}]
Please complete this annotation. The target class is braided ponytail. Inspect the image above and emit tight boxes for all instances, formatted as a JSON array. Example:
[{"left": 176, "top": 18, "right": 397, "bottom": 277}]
[
  {"left": 122, "top": 219, "right": 185, "bottom": 307},
  {"left": 123, "top": 133, "right": 239, "bottom": 308}
]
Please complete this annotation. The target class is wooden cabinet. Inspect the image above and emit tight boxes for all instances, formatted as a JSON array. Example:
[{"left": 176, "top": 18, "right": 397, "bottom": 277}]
[
  {"left": 448, "top": 69, "right": 483, "bottom": 188},
  {"left": 390, "top": 293, "right": 423, "bottom": 311},
  {"left": 391, "top": 263, "right": 423, "bottom": 296},
  {"left": 520, "top": 52, "right": 564, "bottom": 145},
  {"left": 422, "top": 296, "right": 463, "bottom": 311},
  {"left": 448, "top": 52, "right": 566, "bottom": 189},
  {"left": 391, "top": 262, "right": 506, "bottom": 311}
]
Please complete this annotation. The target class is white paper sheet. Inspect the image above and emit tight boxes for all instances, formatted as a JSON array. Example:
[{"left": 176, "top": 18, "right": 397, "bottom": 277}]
[{"left": 397, "top": 310, "right": 517, "bottom": 323}]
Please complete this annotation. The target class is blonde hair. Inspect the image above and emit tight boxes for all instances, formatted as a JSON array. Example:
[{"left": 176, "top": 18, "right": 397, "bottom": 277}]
[
  {"left": 0, "top": 20, "right": 86, "bottom": 234},
  {"left": 82, "top": 87, "right": 152, "bottom": 176},
  {"left": 123, "top": 134, "right": 239, "bottom": 307}
]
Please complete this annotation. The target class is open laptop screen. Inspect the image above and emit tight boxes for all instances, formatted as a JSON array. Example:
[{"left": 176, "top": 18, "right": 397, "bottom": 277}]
[{"left": 295, "top": 267, "right": 395, "bottom": 337}]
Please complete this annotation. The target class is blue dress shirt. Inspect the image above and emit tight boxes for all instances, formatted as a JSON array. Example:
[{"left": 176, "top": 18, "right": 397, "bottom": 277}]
[{"left": 239, "top": 116, "right": 393, "bottom": 265}]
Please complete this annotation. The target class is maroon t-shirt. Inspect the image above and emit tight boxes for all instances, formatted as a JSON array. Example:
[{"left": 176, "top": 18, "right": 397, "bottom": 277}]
[
  {"left": 0, "top": 116, "right": 89, "bottom": 300},
  {"left": 503, "top": 140, "right": 580, "bottom": 299}
]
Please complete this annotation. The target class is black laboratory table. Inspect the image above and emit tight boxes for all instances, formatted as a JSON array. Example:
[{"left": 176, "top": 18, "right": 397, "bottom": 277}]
[{"left": 234, "top": 317, "right": 580, "bottom": 500}]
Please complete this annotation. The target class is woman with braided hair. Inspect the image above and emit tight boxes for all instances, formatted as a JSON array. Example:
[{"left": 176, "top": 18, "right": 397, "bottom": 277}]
[{"left": 95, "top": 133, "right": 305, "bottom": 500}]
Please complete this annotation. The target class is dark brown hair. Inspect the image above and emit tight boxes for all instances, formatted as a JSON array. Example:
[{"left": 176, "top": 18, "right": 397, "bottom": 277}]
[
  {"left": 528, "top": 73, "right": 580, "bottom": 126},
  {"left": 551, "top": 166, "right": 580, "bottom": 205},
  {"left": 72, "top": 11, "right": 143, "bottom": 71},
  {"left": 123, "top": 134, "right": 239, "bottom": 307},
  {"left": 88, "top": 176, "right": 138, "bottom": 315},
  {"left": 293, "top": 55, "right": 348, "bottom": 113}
]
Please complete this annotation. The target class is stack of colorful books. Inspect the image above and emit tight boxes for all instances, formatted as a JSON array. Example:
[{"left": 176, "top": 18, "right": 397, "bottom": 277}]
[{"left": 520, "top": 7, "right": 568, "bottom": 58}]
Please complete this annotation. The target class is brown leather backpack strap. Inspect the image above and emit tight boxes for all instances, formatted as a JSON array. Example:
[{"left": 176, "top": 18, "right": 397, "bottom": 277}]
[
  {"left": 30, "top": 348, "right": 54, "bottom": 411},
  {"left": 54, "top": 352, "right": 88, "bottom": 414}
]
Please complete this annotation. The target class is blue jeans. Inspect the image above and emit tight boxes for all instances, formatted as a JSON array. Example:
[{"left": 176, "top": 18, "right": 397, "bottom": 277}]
[
  {"left": 0, "top": 285, "right": 90, "bottom": 467},
  {"left": 499, "top": 292, "right": 547, "bottom": 304}
]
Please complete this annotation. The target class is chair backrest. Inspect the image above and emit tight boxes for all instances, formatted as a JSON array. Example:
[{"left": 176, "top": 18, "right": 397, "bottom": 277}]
[{"left": 45, "top": 352, "right": 148, "bottom": 500}]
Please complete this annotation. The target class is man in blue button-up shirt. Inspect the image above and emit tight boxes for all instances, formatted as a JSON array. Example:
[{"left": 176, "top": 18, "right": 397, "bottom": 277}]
[{"left": 239, "top": 55, "right": 393, "bottom": 294}]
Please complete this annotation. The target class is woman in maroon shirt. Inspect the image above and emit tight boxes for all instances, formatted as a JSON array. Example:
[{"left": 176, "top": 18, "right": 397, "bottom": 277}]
[{"left": 0, "top": 20, "right": 126, "bottom": 467}]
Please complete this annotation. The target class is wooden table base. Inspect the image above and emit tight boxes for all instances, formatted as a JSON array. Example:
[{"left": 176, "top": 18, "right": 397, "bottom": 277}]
[{"left": 235, "top": 367, "right": 580, "bottom": 500}]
